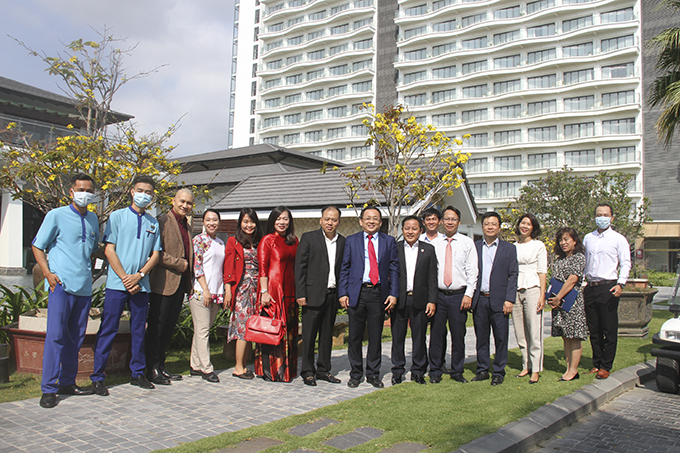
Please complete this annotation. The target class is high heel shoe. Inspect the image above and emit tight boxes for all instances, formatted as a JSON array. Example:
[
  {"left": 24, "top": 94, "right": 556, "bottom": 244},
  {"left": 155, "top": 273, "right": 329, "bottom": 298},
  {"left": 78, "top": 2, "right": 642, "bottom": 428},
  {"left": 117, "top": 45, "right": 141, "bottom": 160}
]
[
  {"left": 529, "top": 376, "right": 540, "bottom": 384},
  {"left": 515, "top": 370, "right": 530, "bottom": 378},
  {"left": 559, "top": 373, "right": 580, "bottom": 382}
]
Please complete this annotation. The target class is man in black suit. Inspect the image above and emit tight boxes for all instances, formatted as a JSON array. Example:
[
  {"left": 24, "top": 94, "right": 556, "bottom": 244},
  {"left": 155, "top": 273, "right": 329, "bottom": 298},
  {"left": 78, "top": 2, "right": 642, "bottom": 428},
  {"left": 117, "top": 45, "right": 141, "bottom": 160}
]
[
  {"left": 295, "top": 206, "right": 346, "bottom": 386},
  {"left": 391, "top": 216, "right": 437, "bottom": 385},
  {"left": 472, "top": 212, "right": 518, "bottom": 386}
]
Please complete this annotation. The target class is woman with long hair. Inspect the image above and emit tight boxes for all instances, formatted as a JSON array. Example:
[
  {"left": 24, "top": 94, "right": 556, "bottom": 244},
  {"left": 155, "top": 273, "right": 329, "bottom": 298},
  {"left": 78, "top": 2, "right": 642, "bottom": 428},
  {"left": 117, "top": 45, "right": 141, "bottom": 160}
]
[
  {"left": 255, "top": 205, "right": 299, "bottom": 382},
  {"left": 224, "top": 208, "right": 262, "bottom": 379}
]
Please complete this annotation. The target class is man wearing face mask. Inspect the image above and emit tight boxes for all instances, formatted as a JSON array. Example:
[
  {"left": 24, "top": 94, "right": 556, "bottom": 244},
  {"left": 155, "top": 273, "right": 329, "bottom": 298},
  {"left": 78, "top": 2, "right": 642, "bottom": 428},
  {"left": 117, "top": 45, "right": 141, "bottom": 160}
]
[
  {"left": 32, "top": 174, "right": 99, "bottom": 408},
  {"left": 90, "top": 176, "right": 162, "bottom": 394},
  {"left": 583, "top": 203, "right": 631, "bottom": 380}
]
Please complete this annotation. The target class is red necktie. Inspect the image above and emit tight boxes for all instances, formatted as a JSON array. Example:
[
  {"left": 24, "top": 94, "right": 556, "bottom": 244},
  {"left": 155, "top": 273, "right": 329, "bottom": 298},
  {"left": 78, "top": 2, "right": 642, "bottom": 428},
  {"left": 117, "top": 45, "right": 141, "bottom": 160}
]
[
  {"left": 444, "top": 238, "right": 453, "bottom": 287},
  {"left": 368, "top": 234, "right": 379, "bottom": 285}
]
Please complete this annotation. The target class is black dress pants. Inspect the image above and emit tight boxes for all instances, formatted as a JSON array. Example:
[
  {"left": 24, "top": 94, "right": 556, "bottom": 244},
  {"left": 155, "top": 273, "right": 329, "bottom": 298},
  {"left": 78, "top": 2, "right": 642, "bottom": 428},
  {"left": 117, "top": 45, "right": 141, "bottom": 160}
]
[
  {"left": 348, "top": 285, "right": 384, "bottom": 380},
  {"left": 146, "top": 279, "right": 188, "bottom": 369},
  {"left": 391, "top": 295, "right": 429, "bottom": 377},
  {"left": 584, "top": 283, "right": 619, "bottom": 372},
  {"left": 429, "top": 293, "right": 466, "bottom": 377},
  {"left": 472, "top": 295, "right": 510, "bottom": 377},
  {"left": 300, "top": 289, "right": 338, "bottom": 378}
]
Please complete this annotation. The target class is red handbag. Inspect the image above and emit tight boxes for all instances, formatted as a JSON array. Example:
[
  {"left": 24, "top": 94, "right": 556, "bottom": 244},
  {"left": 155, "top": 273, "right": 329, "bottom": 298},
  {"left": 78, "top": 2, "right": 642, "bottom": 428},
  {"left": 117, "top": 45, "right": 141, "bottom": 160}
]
[{"left": 245, "top": 303, "right": 285, "bottom": 345}]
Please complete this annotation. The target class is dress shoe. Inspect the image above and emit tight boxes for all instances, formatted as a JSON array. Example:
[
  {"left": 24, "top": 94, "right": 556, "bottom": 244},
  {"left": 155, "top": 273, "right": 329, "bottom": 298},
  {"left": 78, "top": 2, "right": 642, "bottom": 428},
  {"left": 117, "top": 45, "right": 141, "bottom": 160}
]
[
  {"left": 58, "top": 384, "right": 94, "bottom": 396},
  {"left": 39, "top": 393, "right": 58, "bottom": 408},
  {"left": 160, "top": 365, "right": 183, "bottom": 381},
  {"left": 366, "top": 376, "right": 384, "bottom": 388},
  {"left": 391, "top": 374, "right": 403, "bottom": 385},
  {"left": 347, "top": 377, "right": 361, "bottom": 388},
  {"left": 559, "top": 373, "right": 580, "bottom": 382},
  {"left": 472, "top": 371, "right": 490, "bottom": 382},
  {"left": 131, "top": 374, "right": 155, "bottom": 389},
  {"left": 490, "top": 375, "right": 504, "bottom": 386},
  {"left": 147, "top": 367, "right": 170, "bottom": 385},
  {"left": 451, "top": 374, "right": 468, "bottom": 383},
  {"left": 203, "top": 372, "right": 220, "bottom": 383},
  {"left": 429, "top": 375, "right": 442, "bottom": 384},
  {"left": 411, "top": 374, "right": 426, "bottom": 385},
  {"left": 92, "top": 381, "right": 109, "bottom": 396},
  {"left": 316, "top": 373, "right": 341, "bottom": 384},
  {"left": 233, "top": 370, "right": 255, "bottom": 380},
  {"left": 596, "top": 369, "right": 610, "bottom": 380},
  {"left": 587, "top": 367, "right": 599, "bottom": 374},
  {"left": 303, "top": 375, "right": 317, "bottom": 386},
  {"left": 190, "top": 368, "right": 204, "bottom": 376}
]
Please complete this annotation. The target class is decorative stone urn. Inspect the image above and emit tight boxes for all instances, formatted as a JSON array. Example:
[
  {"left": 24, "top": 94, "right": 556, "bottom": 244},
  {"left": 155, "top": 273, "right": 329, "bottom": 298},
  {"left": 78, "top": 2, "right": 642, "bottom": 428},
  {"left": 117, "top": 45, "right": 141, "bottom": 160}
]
[{"left": 618, "top": 281, "right": 657, "bottom": 338}]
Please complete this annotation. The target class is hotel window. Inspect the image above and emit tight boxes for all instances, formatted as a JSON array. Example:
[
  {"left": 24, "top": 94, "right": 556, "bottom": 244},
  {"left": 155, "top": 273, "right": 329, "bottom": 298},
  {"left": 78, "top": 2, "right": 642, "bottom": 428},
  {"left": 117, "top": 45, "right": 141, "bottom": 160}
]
[
  {"left": 355, "top": 0, "right": 373, "bottom": 7},
  {"left": 264, "top": 97, "right": 280, "bottom": 108},
  {"left": 603, "top": 146, "right": 635, "bottom": 164},
  {"left": 264, "top": 78, "right": 281, "bottom": 89},
  {"left": 352, "top": 103, "right": 365, "bottom": 114},
  {"left": 495, "top": 105, "right": 521, "bottom": 119},
  {"left": 331, "top": 24, "right": 349, "bottom": 35},
  {"left": 462, "top": 60, "right": 488, "bottom": 75},
  {"left": 564, "top": 68, "right": 594, "bottom": 85},
  {"left": 284, "top": 113, "right": 301, "bottom": 124},
  {"left": 351, "top": 145, "right": 371, "bottom": 159},
  {"left": 353, "top": 59, "right": 372, "bottom": 71},
  {"left": 433, "top": 43, "right": 454, "bottom": 56},
  {"left": 432, "top": 65, "right": 456, "bottom": 79},
  {"left": 463, "top": 37, "right": 488, "bottom": 50},
  {"left": 564, "top": 122, "right": 594, "bottom": 139},
  {"left": 353, "top": 81, "right": 372, "bottom": 92},
  {"left": 563, "top": 0, "right": 593, "bottom": 4},
  {"left": 328, "top": 106, "right": 347, "bottom": 118},
  {"left": 404, "top": 71, "right": 426, "bottom": 84},
  {"left": 432, "top": 113, "right": 456, "bottom": 127},
  {"left": 267, "top": 59, "right": 282, "bottom": 70},
  {"left": 528, "top": 126, "right": 557, "bottom": 141},
  {"left": 602, "top": 90, "right": 635, "bottom": 107},
  {"left": 494, "top": 181, "right": 521, "bottom": 198},
  {"left": 289, "top": 0, "right": 304, "bottom": 7},
  {"left": 527, "top": 74, "right": 556, "bottom": 89},
  {"left": 286, "top": 74, "right": 302, "bottom": 85},
  {"left": 307, "top": 69, "right": 324, "bottom": 80},
  {"left": 354, "top": 38, "right": 373, "bottom": 50},
  {"left": 494, "top": 79, "right": 521, "bottom": 94},
  {"left": 495, "top": 130, "right": 522, "bottom": 145},
  {"left": 288, "top": 35, "right": 303, "bottom": 45},
  {"left": 329, "top": 64, "right": 348, "bottom": 76},
  {"left": 306, "top": 109, "right": 323, "bottom": 121},
  {"left": 494, "top": 30, "right": 520, "bottom": 45},
  {"left": 288, "top": 16, "right": 304, "bottom": 27},
  {"left": 306, "top": 89, "right": 323, "bottom": 100},
  {"left": 602, "top": 63, "right": 634, "bottom": 78},
  {"left": 330, "top": 44, "right": 348, "bottom": 55},
  {"left": 305, "top": 130, "right": 322, "bottom": 142},
  {"left": 327, "top": 127, "right": 346, "bottom": 139},
  {"left": 266, "top": 40, "right": 283, "bottom": 52},
  {"left": 354, "top": 19, "right": 371, "bottom": 29},
  {"left": 327, "top": 148, "right": 346, "bottom": 160},
  {"left": 462, "top": 84, "right": 486, "bottom": 98},
  {"left": 462, "top": 108, "right": 487, "bottom": 123},
  {"left": 562, "top": 16, "right": 593, "bottom": 33},
  {"left": 563, "top": 42, "right": 593, "bottom": 57},
  {"left": 329, "top": 85, "right": 347, "bottom": 96},
  {"left": 432, "top": 89, "right": 455, "bottom": 103},
  {"left": 287, "top": 54, "right": 302, "bottom": 65},
  {"left": 308, "top": 30, "right": 325, "bottom": 40},
  {"left": 263, "top": 136, "right": 279, "bottom": 145},
  {"left": 352, "top": 124, "right": 369, "bottom": 136},
  {"left": 470, "top": 183, "right": 488, "bottom": 198},
  {"left": 309, "top": 151, "right": 322, "bottom": 157},
  {"left": 405, "top": 49, "right": 427, "bottom": 61},
  {"left": 285, "top": 94, "right": 302, "bottom": 104},
  {"left": 565, "top": 149, "right": 595, "bottom": 166},
  {"left": 467, "top": 158, "right": 487, "bottom": 173},
  {"left": 404, "top": 94, "right": 426, "bottom": 106},
  {"left": 602, "top": 118, "right": 636, "bottom": 134},
  {"left": 405, "top": 4, "right": 427, "bottom": 16},
  {"left": 331, "top": 3, "right": 349, "bottom": 14},
  {"left": 527, "top": 24, "right": 555, "bottom": 38},
  {"left": 526, "top": 0, "right": 554, "bottom": 14},
  {"left": 601, "top": 35, "right": 634, "bottom": 52},
  {"left": 527, "top": 100, "right": 556, "bottom": 115},
  {"left": 466, "top": 133, "right": 488, "bottom": 147},
  {"left": 309, "top": 10, "right": 327, "bottom": 21},
  {"left": 262, "top": 117, "right": 280, "bottom": 128},
  {"left": 528, "top": 152, "right": 557, "bottom": 169},
  {"left": 405, "top": 26, "right": 426, "bottom": 39},
  {"left": 527, "top": 48, "right": 556, "bottom": 64},
  {"left": 462, "top": 13, "right": 485, "bottom": 28},
  {"left": 269, "top": 22, "right": 284, "bottom": 32},
  {"left": 494, "top": 55, "right": 521, "bottom": 69},
  {"left": 494, "top": 5, "right": 520, "bottom": 19},
  {"left": 432, "top": 0, "right": 454, "bottom": 10},
  {"left": 307, "top": 49, "right": 325, "bottom": 60},
  {"left": 495, "top": 155, "right": 522, "bottom": 170},
  {"left": 564, "top": 95, "right": 594, "bottom": 111},
  {"left": 433, "top": 20, "right": 456, "bottom": 32},
  {"left": 415, "top": 116, "right": 426, "bottom": 124},
  {"left": 601, "top": 7, "right": 634, "bottom": 23},
  {"left": 283, "top": 133, "right": 300, "bottom": 144}
]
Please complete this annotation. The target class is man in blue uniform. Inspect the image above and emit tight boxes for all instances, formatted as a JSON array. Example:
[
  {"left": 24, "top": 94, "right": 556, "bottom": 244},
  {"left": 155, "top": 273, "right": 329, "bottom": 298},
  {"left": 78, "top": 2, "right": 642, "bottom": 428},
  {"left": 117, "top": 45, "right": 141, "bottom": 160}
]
[
  {"left": 90, "top": 176, "right": 162, "bottom": 394},
  {"left": 32, "top": 174, "right": 99, "bottom": 408}
]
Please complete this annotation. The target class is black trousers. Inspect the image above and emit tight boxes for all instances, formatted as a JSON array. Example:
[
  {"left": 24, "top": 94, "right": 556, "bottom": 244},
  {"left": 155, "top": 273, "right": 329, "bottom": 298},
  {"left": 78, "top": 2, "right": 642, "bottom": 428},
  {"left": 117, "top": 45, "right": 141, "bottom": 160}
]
[
  {"left": 390, "top": 295, "right": 429, "bottom": 377},
  {"left": 584, "top": 283, "right": 619, "bottom": 372},
  {"left": 427, "top": 315, "right": 447, "bottom": 370},
  {"left": 473, "top": 295, "right": 510, "bottom": 377},
  {"left": 348, "top": 285, "right": 384, "bottom": 380},
  {"left": 300, "top": 290, "right": 338, "bottom": 378},
  {"left": 429, "top": 293, "right": 466, "bottom": 377},
  {"left": 146, "top": 279, "right": 188, "bottom": 369}
]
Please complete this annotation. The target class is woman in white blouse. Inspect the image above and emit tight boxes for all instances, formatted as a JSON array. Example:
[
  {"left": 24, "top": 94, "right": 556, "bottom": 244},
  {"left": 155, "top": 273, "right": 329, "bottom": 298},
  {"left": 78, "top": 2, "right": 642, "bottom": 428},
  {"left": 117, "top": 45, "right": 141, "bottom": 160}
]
[
  {"left": 190, "top": 209, "right": 226, "bottom": 383},
  {"left": 513, "top": 213, "right": 547, "bottom": 384}
]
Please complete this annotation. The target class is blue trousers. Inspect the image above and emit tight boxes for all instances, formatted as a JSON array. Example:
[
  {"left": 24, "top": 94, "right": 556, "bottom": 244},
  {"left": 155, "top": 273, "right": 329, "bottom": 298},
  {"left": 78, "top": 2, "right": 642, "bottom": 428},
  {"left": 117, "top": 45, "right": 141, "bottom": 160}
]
[
  {"left": 473, "top": 295, "right": 510, "bottom": 377},
  {"left": 41, "top": 284, "right": 91, "bottom": 393},
  {"left": 91, "top": 289, "right": 149, "bottom": 381},
  {"left": 429, "top": 293, "right": 467, "bottom": 377}
]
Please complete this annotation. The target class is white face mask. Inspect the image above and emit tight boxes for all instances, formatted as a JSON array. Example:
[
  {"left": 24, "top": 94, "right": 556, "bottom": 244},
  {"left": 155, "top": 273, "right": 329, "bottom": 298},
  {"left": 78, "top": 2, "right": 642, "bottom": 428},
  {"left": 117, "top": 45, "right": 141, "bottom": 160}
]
[
  {"left": 133, "top": 192, "right": 153, "bottom": 208},
  {"left": 595, "top": 216, "right": 611, "bottom": 230},
  {"left": 73, "top": 191, "right": 94, "bottom": 208}
]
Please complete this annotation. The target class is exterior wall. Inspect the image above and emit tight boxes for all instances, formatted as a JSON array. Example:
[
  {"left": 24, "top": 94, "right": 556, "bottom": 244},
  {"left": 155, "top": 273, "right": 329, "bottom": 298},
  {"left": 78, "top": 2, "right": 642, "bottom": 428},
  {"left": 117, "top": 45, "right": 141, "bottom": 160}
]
[{"left": 0, "top": 191, "right": 26, "bottom": 275}]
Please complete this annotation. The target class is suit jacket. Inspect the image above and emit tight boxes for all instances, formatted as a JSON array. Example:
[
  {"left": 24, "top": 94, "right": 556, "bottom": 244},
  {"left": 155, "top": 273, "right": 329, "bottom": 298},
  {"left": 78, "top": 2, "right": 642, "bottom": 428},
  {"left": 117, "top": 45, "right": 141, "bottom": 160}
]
[
  {"left": 396, "top": 240, "right": 438, "bottom": 310},
  {"left": 472, "top": 239, "right": 518, "bottom": 312},
  {"left": 149, "top": 211, "right": 194, "bottom": 296},
  {"left": 339, "top": 231, "right": 399, "bottom": 308},
  {"left": 294, "top": 229, "right": 346, "bottom": 307}
]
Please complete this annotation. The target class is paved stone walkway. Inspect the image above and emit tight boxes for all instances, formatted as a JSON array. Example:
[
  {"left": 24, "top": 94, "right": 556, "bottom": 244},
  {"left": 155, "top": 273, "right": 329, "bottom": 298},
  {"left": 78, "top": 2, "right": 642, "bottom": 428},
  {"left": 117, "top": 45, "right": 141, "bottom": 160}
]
[{"left": 531, "top": 380, "right": 680, "bottom": 453}]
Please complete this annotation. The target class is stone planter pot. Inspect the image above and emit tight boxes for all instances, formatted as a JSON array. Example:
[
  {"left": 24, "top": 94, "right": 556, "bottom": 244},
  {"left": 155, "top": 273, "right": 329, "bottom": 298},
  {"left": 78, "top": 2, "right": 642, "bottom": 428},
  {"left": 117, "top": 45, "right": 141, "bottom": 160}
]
[{"left": 618, "top": 287, "right": 658, "bottom": 338}]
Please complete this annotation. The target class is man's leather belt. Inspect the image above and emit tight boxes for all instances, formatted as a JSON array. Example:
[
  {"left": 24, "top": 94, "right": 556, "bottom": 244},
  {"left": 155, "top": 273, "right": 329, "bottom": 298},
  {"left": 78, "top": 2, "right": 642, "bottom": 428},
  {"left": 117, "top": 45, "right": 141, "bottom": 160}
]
[
  {"left": 587, "top": 279, "right": 617, "bottom": 287},
  {"left": 326, "top": 287, "right": 337, "bottom": 294},
  {"left": 406, "top": 291, "right": 413, "bottom": 296},
  {"left": 439, "top": 287, "right": 466, "bottom": 296},
  {"left": 479, "top": 291, "right": 490, "bottom": 297},
  {"left": 362, "top": 282, "right": 380, "bottom": 288}
]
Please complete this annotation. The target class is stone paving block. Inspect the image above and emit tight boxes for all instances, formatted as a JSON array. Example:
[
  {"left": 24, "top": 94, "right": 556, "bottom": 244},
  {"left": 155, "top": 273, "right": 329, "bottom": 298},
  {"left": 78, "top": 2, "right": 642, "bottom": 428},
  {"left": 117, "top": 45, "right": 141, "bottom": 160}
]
[
  {"left": 216, "top": 437, "right": 283, "bottom": 453},
  {"left": 576, "top": 385, "right": 607, "bottom": 408},
  {"left": 378, "top": 442, "right": 428, "bottom": 453},
  {"left": 453, "top": 432, "right": 515, "bottom": 453},
  {"left": 527, "top": 403, "right": 572, "bottom": 433},
  {"left": 323, "top": 427, "right": 384, "bottom": 450},
  {"left": 551, "top": 388, "right": 599, "bottom": 420},
  {"left": 289, "top": 418, "right": 339, "bottom": 437},
  {"left": 496, "top": 418, "right": 547, "bottom": 452}
]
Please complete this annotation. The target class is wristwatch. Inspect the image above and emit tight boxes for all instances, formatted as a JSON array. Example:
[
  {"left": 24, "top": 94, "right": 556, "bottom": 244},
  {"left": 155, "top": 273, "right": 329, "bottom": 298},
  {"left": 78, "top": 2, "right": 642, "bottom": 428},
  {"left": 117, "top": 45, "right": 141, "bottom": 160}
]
[
  {"left": 139, "top": 271, "right": 146, "bottom": 278},
  {"left": 260, "top": 289, "right": 268, "bottom": 294}
]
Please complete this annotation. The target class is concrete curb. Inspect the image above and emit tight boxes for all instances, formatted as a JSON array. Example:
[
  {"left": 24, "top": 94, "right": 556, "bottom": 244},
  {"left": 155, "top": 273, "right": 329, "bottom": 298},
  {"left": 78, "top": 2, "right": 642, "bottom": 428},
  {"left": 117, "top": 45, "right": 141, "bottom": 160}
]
[{"left": 453, "top": 360, "right": 657, "bottom": 453}]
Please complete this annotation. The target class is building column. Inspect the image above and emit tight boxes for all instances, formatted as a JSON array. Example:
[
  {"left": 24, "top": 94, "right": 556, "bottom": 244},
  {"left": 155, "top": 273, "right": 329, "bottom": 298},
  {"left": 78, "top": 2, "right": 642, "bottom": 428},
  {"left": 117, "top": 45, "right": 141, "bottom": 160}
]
[{"left": 0, "top": 191, "right": 26, "bottom": 275}]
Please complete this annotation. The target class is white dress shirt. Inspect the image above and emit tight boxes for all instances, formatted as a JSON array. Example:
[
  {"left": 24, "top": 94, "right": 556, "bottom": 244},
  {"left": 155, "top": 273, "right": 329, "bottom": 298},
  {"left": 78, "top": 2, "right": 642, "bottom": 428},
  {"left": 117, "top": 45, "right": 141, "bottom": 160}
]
[
  {"left": 480, "top": 238, "right": 499, "bottom": 293},
  {"left": 583, "top": 227, "right": 631, "bottom": 285},
  {"left": 325, "top": 232, "right": 338, "bottom": 289},
  {"left": 362, "top": 231, "right": 380, "bottom": 283},
  {"left": 420, "top": 232, "right": 445, "bottom": 243},
  {"left": 433, "top": 233, "right": 478, "bottom": 298},
  {"left": 515, "top": 239, "right": 548, "bottom": 290},
  {"left": 404, "top": 240, "right": 419, "bottom": 292}
]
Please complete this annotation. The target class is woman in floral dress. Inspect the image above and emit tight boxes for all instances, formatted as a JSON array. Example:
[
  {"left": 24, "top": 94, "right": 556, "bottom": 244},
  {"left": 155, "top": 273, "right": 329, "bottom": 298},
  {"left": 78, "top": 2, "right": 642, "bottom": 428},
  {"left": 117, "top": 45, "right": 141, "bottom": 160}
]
[{"left": 224, "top": 208, "right": 262, "bottom": 379}]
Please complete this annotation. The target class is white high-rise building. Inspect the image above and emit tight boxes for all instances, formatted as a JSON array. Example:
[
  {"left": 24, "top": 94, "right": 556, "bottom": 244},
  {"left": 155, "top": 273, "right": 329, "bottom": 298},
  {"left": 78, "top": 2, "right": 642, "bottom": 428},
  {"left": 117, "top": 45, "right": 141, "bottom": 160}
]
[{"left": 230, "top": 0, "right": 644, "bottom": 213}]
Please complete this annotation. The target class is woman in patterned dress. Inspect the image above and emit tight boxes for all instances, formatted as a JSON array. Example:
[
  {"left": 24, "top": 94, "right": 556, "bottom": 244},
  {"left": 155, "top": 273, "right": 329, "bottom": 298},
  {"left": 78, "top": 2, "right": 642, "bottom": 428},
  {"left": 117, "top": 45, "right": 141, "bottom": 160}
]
[
  {"left": 224, "top": 208, "right": 262, "bottom": 379},
  {"left": 548, "top": 227, "right": 589, "bottom": 382},
  {"left": 255, "top": 206, "right": 298, "bottom": 382}
]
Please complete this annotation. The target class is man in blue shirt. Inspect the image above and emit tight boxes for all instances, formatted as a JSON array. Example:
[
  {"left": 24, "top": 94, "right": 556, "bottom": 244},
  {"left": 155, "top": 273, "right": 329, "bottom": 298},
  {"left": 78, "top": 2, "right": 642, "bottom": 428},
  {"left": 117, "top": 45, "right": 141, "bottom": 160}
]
[
  {"left": 32, "top": 174, "right": 99, "bottom": 409},
  {"left": 90, "top": 176, "right": 161, "bottom": 394}
]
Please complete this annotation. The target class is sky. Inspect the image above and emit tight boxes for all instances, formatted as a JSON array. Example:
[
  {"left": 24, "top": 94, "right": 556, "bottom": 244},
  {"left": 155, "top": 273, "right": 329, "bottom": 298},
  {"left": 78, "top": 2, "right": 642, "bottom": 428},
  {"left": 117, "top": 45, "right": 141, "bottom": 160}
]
[{"left": 1, "top": 0, "right": 234, "bottom": 157}]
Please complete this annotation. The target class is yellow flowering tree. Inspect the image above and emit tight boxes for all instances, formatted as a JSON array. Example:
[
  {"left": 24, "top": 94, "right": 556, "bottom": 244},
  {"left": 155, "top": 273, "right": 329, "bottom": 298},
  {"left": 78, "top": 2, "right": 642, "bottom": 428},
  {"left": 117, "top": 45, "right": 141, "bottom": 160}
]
[{"left": 331, "top": 104, "right": 469, "bottom": 236}]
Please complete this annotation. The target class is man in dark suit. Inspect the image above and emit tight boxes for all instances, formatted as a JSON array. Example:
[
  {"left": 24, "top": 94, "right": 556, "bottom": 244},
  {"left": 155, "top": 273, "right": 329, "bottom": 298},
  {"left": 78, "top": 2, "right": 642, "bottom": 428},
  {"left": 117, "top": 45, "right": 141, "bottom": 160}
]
[
  {"left": 339, "top": 206, "right": 399, "bottom": 389},
  {"left": 472, "top": 211, "right": 518, "bottom": 386},
  {"left": 295, "top": 206, "right": 346, "bottom": 386},
  {"left": 391, "top": 216, "right": 437, "bottom": 385}
]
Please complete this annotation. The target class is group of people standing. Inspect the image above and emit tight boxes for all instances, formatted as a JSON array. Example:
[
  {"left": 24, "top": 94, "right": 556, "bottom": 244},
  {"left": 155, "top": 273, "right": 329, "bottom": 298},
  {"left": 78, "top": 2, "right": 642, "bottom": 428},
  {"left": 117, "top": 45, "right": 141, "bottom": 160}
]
[{"left": 32, "top": 172, "right": 631, "bottom": 408}]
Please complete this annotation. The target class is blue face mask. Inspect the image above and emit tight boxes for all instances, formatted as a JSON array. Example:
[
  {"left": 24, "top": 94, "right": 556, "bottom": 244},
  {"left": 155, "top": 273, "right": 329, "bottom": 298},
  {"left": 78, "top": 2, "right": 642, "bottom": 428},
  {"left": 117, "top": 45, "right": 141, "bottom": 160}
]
[
  {"left": 595, "top": 216, "right": 611, "bottom": 230},
  {"left": 133, "top": 192, "right": 153, "bottom": 208},
  {"left": 73, "top": 191, "right": 94, "bottom": 208}
]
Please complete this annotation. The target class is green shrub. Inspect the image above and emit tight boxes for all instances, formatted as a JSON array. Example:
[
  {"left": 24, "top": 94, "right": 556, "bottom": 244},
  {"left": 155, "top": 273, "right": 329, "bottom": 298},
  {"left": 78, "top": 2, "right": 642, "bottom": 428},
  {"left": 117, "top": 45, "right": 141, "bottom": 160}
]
[{"left": 647, "top": 270, "right": 677, "bottom": 287}]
